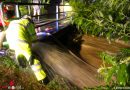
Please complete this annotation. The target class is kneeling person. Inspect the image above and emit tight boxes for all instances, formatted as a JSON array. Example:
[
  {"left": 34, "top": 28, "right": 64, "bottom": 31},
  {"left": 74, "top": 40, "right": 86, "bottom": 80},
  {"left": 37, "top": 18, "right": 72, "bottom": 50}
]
[{"left": 6, "top": 15, "right": 47, "bottom": 83}]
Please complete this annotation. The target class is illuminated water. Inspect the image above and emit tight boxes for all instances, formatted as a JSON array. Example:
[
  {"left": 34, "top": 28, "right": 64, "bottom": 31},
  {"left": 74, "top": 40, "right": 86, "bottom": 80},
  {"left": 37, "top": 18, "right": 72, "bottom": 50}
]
[{"left": 32, "top": 41, "right": 104, "bottom": 89}]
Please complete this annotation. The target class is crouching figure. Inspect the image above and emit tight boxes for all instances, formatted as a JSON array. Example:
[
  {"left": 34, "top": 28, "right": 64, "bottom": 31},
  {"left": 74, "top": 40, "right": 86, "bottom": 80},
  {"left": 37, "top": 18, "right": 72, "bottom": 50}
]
[{"left": 5, "top": 15, "right": 48, "bottom": 84}]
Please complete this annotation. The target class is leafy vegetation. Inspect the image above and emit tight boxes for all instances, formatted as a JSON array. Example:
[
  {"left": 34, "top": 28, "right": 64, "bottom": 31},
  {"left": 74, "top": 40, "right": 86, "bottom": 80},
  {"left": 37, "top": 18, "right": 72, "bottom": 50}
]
[
  {"left": 0, "top": 55, "right": 79, "bottom": 90},
  {"left": 98, "top": 48, "right": 130, "bottom": 86},
  {"left": 69, "top": 0, "right": 130, "bottom": 88},
  {"left": 70, "top": 0, "right": 130, "bottom": 41},
  {"left": 0, "top": 56, "right": 47, "bottom": 90}
]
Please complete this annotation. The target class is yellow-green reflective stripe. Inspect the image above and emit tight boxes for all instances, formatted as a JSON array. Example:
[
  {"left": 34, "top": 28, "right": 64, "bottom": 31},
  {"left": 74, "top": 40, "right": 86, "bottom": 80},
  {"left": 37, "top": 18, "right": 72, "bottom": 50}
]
[
  {"left": 31, "top": 63, "right": 42, "bottom": 72},
  {"left": 33, "top": 68, "right": 43, "bottom": 72},
  {"left": 31, "top": 62, "right": 40, "bottom": 67},
  {"left": 31, "top": 66, "right": 42, "bottom": 72}
]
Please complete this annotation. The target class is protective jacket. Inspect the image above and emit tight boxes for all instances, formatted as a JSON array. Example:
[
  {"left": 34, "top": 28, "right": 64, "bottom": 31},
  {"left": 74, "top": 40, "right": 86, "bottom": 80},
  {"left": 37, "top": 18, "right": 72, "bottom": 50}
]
[{"left": 6, "top": 18, "right": 46, "bottom": 81}]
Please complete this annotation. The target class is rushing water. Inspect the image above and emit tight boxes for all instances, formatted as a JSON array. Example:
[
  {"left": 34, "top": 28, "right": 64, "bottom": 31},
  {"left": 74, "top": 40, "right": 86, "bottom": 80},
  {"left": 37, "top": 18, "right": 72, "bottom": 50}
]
[{"left": 32, "top": 40, "right": 104, "bottom": 89}]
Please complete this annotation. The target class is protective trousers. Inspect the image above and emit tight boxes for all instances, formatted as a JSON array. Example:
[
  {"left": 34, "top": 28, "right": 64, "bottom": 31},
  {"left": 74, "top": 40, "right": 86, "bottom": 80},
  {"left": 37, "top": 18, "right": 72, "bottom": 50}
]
[{"left": 12, "top": 41, "right": 46, "bottom": 81}]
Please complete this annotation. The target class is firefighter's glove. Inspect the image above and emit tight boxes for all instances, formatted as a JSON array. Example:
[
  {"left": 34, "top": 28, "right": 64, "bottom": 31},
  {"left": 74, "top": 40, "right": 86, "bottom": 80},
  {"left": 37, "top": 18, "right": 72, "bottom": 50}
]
[{"left": 17, "top": 54, "right": 27, "bottom": 68}]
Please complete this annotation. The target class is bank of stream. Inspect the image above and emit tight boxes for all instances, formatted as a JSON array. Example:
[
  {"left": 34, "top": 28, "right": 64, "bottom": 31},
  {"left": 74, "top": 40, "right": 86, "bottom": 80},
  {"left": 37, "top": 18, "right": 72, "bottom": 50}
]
[{"left": 1, "top": 25, "right": 130, "bottom": 90}]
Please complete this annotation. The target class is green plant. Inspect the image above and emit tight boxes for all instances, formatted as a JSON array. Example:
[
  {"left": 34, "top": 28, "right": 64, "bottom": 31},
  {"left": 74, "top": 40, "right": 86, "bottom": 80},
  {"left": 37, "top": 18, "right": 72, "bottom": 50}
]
[
  {"left": 84, "top": 85, "right": 114, "bottom": 90},
  {"left": 47, "top": 75, "right": 78, "bottom": 90},
  {"left": 0, "top": 56, "right": 18, "bottom": 68},
  {"left": 98, "top": 48, "right": 130, "bottom": 86},
  {"left": 19, "top": 6, "right": 29, "bottom": 16},
  {"left": 70, "top": 0, "right": 130, "bottom": 41}
]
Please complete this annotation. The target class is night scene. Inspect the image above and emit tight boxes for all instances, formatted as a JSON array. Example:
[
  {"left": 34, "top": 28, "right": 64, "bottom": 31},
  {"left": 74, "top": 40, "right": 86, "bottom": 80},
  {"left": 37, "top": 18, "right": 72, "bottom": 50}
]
[{"left": 0, "top": 0, "right": 130, "bottom": 90}]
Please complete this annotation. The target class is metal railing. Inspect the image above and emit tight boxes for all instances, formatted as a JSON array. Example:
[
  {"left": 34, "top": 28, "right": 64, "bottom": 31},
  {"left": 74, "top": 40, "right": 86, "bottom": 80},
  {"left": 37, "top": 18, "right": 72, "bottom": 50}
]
[
  {"left": 0, "top": 2, "right": 74, "bottom": 31},
  {"left": 1, "top": 2, "right": 73, "bottom": 19}
]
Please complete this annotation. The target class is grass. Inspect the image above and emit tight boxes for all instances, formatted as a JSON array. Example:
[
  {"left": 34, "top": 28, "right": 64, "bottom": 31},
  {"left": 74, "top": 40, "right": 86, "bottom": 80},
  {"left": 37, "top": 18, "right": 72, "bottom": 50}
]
[
  {"left": 0, "top": 55, "right": 78, "bottom": 90},
  {"left": 0, "top": 56, "right": 46, "bottom": 90}
]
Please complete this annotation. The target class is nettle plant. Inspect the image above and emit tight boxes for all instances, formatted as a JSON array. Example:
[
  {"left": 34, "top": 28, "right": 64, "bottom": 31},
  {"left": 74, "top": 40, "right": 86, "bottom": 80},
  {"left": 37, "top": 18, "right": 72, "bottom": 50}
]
[
  {"left": 98, "top": 48, "right": 130, "bottom": 86},
  {"left": 70, "top": 0, "right": 130, "bottom": 41}
]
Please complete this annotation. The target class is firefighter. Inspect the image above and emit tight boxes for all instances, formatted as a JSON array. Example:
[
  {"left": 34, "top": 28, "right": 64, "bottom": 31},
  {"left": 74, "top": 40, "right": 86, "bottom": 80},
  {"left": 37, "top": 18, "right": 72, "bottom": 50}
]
[
  {"left": 0, "top": 4, "right": 15, "bottom": 50},
  {"left": 5, "top": 15, "right": 48, "bottom": 83}
]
